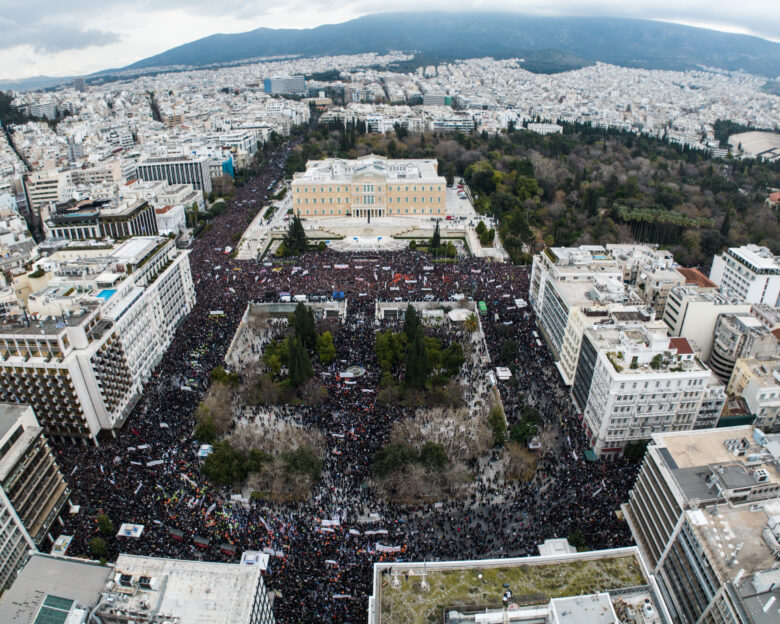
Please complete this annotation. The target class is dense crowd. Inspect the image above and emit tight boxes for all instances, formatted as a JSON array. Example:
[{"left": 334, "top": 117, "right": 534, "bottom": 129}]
[{"left": 53, "top": 131, "right": 639, "bottom": 623}]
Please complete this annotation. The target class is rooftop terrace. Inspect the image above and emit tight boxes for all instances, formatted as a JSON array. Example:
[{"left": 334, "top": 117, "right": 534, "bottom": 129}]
[{"left": 373, "top": 551, "right": 646, "bottom": 624}]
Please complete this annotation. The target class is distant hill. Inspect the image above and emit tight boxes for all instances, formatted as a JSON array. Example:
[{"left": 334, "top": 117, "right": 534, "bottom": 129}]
[
  {"left": 0, "top": 75, "right": 74, "bottom": 92},
  {"left": 125, "top": 12, "right": 780, "bottom": 77}
]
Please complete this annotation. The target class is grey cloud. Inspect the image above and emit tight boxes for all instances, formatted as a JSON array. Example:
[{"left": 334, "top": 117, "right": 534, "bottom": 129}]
[{"left": 0, "top": 18, "right": 120, "bottom": 52}]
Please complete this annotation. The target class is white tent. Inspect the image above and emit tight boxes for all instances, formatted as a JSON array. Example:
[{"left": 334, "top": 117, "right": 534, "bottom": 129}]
[{"left": 447, "top": 308, "right": 471, "bottom": 322}]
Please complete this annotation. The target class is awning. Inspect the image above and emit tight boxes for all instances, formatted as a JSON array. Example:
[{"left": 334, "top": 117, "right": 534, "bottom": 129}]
[{"left": 584, "top": 450, "right": 598, "bottom": 462}]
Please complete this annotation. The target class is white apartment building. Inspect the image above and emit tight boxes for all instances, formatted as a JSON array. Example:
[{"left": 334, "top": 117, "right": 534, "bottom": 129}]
[
  {"left": 0, "top": 237, "right": 195, "bottom": 442},
  {"left": 710, "top": 244, "right": 780, "bottom": 306},
  {"left": 662, "top": 286, "right": 750, "bottom": 360},
  {"left": 571, "top": 322, "right": 726, "bottom": 456},
  {"left": 708, "top": 312, "right": 777, "bottom": 383},
  {"left": 728, "top": 357, "right": 780, "bottom": 432},
  {"left": 23, "top": 170, "right": 66, "bottom": 216},
  {"left": 530, "top": 246, "right": 627, "bottom": 383},
  {"left": 154, "top": 204, "right": 186, "bottom": 235}
]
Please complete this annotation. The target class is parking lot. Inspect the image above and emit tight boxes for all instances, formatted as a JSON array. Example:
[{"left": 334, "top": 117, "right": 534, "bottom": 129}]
[{"left": 445, "top": 184, "right": 479, "bottom": 220}]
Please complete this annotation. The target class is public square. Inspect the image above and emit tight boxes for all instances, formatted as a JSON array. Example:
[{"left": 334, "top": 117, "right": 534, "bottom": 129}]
[{"left": 51, "top": 135, "right": 640, "bottom": 624}]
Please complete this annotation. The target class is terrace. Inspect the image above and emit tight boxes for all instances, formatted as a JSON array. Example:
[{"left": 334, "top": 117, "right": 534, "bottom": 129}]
[{"left": 373, "top": 551, "right": 646, "bottom": 624}]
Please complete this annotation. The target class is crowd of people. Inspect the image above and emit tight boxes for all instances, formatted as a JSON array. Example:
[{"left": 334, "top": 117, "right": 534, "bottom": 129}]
[{"left": 53, "top": 130, "right": 640, "bottom": 623}]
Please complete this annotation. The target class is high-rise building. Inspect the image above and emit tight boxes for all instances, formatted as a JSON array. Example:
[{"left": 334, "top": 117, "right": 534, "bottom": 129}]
[
  {"left": 73, "top": 78, "right": 86, "bottom": 92},
  {"left": 263, "top": 75, "right": 306, "bottom": 94},
  {"left": 710, "top": 244, "right": 780, "bottom": 306},
  {"left": 709, "top": 313, "right": 777, "bottom": 383},
  {"left": 291, "top": 154, "right": 447, "bottom": 220},
  {"left": 624, "top": 426, "right": 780, "bottom": 624},
  {"left": 136, "top": 155, "right": 212, "bottom": 194},
  {"left": 0, "top": 447, "right": 35, "bottom": 589},
  {"left": 0, "top": 404, "right": 69, "bottom": 551},
  {"left": 0, "top": 237, "right": 195, "bottom": 443},
  {"left": 571, "top": 322, "right": 726, "bottom": 456}
]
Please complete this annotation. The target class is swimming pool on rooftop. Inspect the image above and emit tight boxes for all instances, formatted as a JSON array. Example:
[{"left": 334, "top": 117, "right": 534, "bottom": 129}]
[{"left": 96, "top": 289, "right": 116, "bottom": 301}]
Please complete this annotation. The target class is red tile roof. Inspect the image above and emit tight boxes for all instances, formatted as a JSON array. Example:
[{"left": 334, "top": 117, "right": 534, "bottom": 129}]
[
  {"left": 669, "top": 337, "right": 694, "bottom": 355},
  {"left": 677, "top": 267, "right": 716, "bottom": 289}
]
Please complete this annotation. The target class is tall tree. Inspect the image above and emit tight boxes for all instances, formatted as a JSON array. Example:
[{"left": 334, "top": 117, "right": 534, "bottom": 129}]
[
  {"left": 403, "top": 305, "right": 421, "bottom": 342},
  {"left": 405, "top": 330, "right": 430, "bottom": 390},
  {"left": 284, "top": 215, "right": 308, "bottom": 255},
  {"left": 288, "top": 337, "right": 313, "bottom": 388},
  {"left": 430, "top": 220, "right": 441, "bottom": 252},
  {"left": 291, "top": 302, "right": 316, "bottom": 350}
]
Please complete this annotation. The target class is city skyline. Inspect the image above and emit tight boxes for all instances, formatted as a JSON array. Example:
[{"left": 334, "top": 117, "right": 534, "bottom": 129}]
[{"left": 1, "top": 3, "right": 779, "bottom": 81}]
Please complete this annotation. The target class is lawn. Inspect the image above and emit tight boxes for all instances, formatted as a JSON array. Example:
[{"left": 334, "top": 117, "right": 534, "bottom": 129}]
[{"left": 378, "top": 554, "right": 644, "bottom": 624}]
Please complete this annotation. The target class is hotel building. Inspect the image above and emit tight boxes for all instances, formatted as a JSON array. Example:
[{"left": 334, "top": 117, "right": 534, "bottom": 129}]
[
  {"left": 0, "top": 237, "right": 195, "bottom": 443},
  {"left": 571, "top": 322, "right": 726, "bottom": 456}
]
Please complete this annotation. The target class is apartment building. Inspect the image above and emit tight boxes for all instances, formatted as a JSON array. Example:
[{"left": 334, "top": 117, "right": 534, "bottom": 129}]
[
  {"left": 45, "top": 198, "right": 158, "bottom": 241},
  {"left": 0, "top": 404, "right": 69, "bottom": 548},
  {"left": 709, "top": 313, "right": 777, "bottom": 384},
  {"left": 291, "top": 155, "right": 446, "bottom": 219},
  {"left": 662, "top": 286, "right": 750, "bottom": 360},
  {"left": 710, "top": 244, "right": 780, "bottom": 306},
  {"left": 571, "top": 322, "right": 726, "bottom": 456},
  {"left": 623, "top": 426, "right": 780, "bottom": 624},
  {"left": 727, "top": 358, "right": 780, "bottom": 431},
  {"left": 529, "top": 246, "right": 625, "bottom": 380},
  {"left": 23, "top": 170, "right": 65, "bottom": 216},
  {"left": 0, "top": 237, "right": 194, "bottom": 442},
  {"left": 136, "top": 154, "right": 212, "bottom": 194}
]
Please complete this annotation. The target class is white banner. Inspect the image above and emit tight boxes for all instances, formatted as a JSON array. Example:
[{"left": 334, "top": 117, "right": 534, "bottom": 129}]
[{"left": 375, "top": 543, "right": 401, "bottom": 553}]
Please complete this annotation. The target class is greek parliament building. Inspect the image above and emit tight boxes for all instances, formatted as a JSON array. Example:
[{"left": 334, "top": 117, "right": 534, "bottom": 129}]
[{"left": 291, "top": 155, "right": 447, "bottom": 219}]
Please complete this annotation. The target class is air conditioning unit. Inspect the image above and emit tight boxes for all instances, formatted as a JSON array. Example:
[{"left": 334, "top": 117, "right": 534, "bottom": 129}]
[{"left": 755, "top": 469, "right": 769, "bottom": 483}]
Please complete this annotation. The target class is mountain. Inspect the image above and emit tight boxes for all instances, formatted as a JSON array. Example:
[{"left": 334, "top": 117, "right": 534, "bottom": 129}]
[
  {"left": 125, "top": 12, "right": 780, "bottom": 77},
  {"left": 0, "top": 75, "right": 75, "bottom": 92}
]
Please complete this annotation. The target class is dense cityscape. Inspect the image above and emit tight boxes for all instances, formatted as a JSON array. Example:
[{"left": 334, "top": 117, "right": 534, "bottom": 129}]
[{"left": 0, "top": 9, "right": 778, "bottom": 624}]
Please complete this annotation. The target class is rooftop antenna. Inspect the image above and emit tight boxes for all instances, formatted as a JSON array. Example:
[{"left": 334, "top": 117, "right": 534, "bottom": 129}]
[{"left": 420, "top": 560, "right": 430, "bottom": 592}]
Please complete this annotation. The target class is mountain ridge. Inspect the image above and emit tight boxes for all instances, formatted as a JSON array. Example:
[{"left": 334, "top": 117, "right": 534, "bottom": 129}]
[{"left": 124, "top": 12, "right": 780, "bottom": 77}]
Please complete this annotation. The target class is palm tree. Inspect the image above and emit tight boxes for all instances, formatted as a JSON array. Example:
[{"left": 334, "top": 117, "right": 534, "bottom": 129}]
[{"left": 464, "top": 313, "right": 479, "bottom": 333}]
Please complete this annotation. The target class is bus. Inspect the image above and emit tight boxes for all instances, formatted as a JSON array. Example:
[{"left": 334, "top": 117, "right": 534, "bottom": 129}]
[{"left": 478, "top": 301, "right": 488, "bottom": 316}]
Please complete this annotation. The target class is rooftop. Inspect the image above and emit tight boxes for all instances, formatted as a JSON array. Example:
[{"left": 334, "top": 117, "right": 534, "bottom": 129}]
[
  {"left": 104, "top": 554, "right": 262, "bottom": 624},
  {"left": 293, "top": 154, "right": 443, "bottom": 183},
  {"left": 0, "top": 403, "right": 30, "bottom": 440},
  {"left": 0, "top": 554, "right": 113, "bottom": 624},
  {"left": 677, "top": 267, "right": 716, "bottom": 289},
  {"left": 373, "top": 550, "right": 648, "bottom": 624}
]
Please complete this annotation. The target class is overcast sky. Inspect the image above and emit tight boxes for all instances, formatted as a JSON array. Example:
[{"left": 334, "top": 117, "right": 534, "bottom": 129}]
[{"left": 2, "top": 1, "right": 778, "bottom": 80}]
